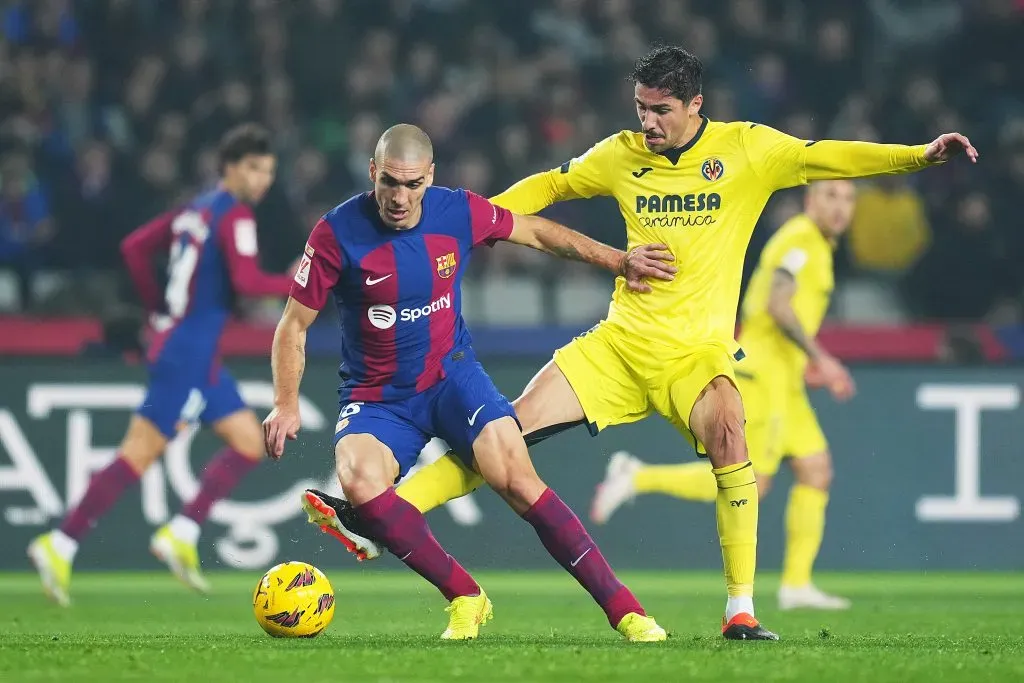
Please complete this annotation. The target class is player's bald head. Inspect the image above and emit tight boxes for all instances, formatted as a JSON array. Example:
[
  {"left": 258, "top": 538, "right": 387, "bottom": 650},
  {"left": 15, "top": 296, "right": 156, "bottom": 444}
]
[{"left": 373, "top": 124, "right": 433, "bottom": 165}]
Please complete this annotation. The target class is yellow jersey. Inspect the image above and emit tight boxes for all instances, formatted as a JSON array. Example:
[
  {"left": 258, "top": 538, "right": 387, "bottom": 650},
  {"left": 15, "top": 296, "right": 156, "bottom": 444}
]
[
  {"left": 739, "top": 213, "right": 834, "bottom": 372},
  {"left": 490, "top": 117, "right": 932, "bottom": 350}
]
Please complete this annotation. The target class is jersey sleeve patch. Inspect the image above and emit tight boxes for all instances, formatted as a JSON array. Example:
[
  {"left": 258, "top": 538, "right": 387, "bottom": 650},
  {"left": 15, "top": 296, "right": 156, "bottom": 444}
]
[
  {"left": 289, "top": 219, "right": 342, "bottom": 309},
  {"left": 233, "top": 217, "right": 259, "bottom": 257},
  {"left": 779, "top": 247, "right": 809, "bottom": 275},
  {"left": 293, "top": 254, "right": 312, "bottom": 288}
]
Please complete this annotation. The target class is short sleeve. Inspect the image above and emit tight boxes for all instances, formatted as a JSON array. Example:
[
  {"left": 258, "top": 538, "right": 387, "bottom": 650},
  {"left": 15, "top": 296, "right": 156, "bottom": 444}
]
[
  {"left": 556, "top": 134, "right": 617, "bottom": 199},
  {"left": 216, "top": 204, "right": 258, "bottom": 257},
  {"left": 742, "top": 124, "right": 809, "bottom": 191},
  {"left": 466, "top": 190, "right": 514, "bottom": 247},
  {"left": 778, "top": 247, "right": 809, "bottom": 275},
  {"left": 290, "top": 219, "right": 343, "bottom": 310}
]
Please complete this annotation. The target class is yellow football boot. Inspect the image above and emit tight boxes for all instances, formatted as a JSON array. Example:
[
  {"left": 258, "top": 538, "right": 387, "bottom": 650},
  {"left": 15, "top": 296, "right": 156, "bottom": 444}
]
[
  {"left": 616, "top": 612, "right": 668, "bottom": 642},
  {"left": 440, "top": 590, "right": 493, "bottom": 640},
  {"left": 27, "top": 532, "right": 72, "bottom": 607},
  {"left": 149, "top": 524, "right": 211, "bottom": 594}
]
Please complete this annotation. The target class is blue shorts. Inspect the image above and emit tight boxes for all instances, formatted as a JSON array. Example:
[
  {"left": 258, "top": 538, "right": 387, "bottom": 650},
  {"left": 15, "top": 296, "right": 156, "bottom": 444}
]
[
  {"left": 137, "top": 360, "right": 247, "bottom": 439},
  {"left": 333, "top": 349, "right": 518, "bottom": 480}
]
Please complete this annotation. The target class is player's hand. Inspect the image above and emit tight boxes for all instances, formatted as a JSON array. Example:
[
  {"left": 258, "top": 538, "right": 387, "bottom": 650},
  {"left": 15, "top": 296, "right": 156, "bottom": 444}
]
[
  {"left": 263, "top": 405, "right": 301, "bottom": 460},
  {"left": 621, "top": 243, "right": 677, "bottom": 293},
  {"left": 924, "top": 132, "right": 979, "bottom": 164},
  {"left": 806, "top": 354, "right": 856, "bottom": 402}
]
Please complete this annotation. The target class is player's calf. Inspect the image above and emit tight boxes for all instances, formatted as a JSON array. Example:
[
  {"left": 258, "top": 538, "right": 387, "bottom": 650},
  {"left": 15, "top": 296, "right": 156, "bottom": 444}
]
[
  {"left": 472, "top": 418, "right": 662, "bottom": 637},
  {"left": 689, "top": 376, "right": 776, "bottom": 641},
  {"left": 331, "top": 434, "right": 484, "bottom": 620}
]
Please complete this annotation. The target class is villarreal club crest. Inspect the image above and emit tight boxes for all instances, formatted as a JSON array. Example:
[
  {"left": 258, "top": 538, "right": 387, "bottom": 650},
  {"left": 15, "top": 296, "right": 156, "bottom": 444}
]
[{"left": 701, "top": 157, "right": 725, "bottom": 182}]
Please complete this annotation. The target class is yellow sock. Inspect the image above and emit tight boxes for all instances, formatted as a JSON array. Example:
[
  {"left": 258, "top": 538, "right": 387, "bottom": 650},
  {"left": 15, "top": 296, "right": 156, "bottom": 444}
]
[
  {"left": 395, "top": 451, "right": 485, "bottom": 513},
  {"left": 633, "top": 462, "right": 717, "bottom": 502},
  {"left": 781, "top": 484, "right": 829, "bottom": 587},
  {"left": 713, "top": 461, "right": 758, "bottom": 598}
]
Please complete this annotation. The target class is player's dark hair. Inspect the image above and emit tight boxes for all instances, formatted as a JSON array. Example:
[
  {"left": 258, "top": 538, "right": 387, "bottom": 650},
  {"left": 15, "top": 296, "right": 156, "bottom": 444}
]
[
  {"left": 628, "top": 46, "right": 703, "bottom": 103},
  {"left": 217, "top": 123, "right": 272, "bottom": 171}
]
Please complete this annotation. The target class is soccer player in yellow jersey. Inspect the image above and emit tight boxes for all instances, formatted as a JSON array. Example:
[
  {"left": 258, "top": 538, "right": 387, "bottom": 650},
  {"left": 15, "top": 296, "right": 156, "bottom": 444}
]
[
  {"left": 306, "top": 46, "right": 978, "bottom": 640},
  {"left": 591, "top": 180, "right": 860, "bottom": 611}
]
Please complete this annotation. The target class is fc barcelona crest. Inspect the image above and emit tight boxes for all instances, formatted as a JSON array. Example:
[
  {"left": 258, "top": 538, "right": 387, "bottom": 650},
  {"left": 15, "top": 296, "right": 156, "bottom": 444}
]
[
  {"left": 436, "top": 252, "right": 457, "bottom": 279},
  {"left": 701, "top": 157, "right": 725, "bottom": 182}
]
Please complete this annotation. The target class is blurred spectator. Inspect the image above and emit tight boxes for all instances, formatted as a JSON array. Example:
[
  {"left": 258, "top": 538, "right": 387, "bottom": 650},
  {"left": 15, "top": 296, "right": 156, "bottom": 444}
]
[
  {"left": 908, "top": 192, "right": 1010, "bottom": 321},
  {"left": 0, "top": 150, "right": 55, "bottom": 309},
  {"left": 847, "top": 176, "right": 931, "bottom": 275},
  {"left": 0, "top": 0, "right": 1017, "bottom": 326},
  {"left": 52, "top": 140, "right": 129, "bottom": 271}
]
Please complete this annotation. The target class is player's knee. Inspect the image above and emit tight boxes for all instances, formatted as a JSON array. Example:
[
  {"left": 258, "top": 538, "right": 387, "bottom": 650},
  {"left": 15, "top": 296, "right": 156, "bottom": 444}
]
[
  {"left": 119, "top": 416, "right": 168, "bottom": 474},
  {"left": 705, "top": 413, "right": 747, "bottom": 467},
  {"left": 334, "top": 436, "right": 397, "bottom": 504},
  {"left": 223, "top": 428, "right": 264, "bottom": 461},
  {"left": 473, "top": 420, "right": 545, "bottom": 511},
  {"left": 796, "top": 454, "right": 833, "bottom": 491},
  {"left": 214, "top": 410, "right": 265, "bottom": 460}
]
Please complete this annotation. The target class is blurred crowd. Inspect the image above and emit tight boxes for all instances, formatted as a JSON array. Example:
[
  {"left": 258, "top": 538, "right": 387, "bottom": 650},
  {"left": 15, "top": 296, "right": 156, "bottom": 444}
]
[{"left": 1, "top": 0, "right": 1022, "bottom": 325}]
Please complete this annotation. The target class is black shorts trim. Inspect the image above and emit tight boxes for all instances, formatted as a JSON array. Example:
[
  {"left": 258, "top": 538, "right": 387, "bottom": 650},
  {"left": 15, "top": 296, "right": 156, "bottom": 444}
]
[{"left": 523, "top": 418, "right": 598, "bottom": 447}]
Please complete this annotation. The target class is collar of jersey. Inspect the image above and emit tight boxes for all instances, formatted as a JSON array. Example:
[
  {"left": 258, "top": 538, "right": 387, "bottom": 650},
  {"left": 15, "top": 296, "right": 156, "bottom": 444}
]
[{"left": 657, "top": 115, "right": 709, "bottom": 165}]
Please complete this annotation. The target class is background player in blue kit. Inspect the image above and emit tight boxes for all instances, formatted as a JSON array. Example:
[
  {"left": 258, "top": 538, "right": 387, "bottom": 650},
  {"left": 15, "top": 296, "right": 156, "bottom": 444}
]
[
  {"left": 263, "top": 124, "right": 674, "bottom": 642},
  {"left": 28, "top": 124, "right": 296, "bottom": 606}
]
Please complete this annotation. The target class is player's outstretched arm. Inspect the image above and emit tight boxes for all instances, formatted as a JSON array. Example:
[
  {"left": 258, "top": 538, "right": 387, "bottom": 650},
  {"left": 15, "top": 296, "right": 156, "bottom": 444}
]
[
  {"left": 490, "top": 135, "right": 618, "bottom": 214},
  {"left": 490, "top": 171, "right": 573, "bottom": 215},
  {"left": 804, "top": 132, "right": 978, "bottom": 181},
  {"left": 767, "top": 269, "right": 854, "bottom": 401},
  {"left": 264, "top": 297, "right": 318, "bottom": 459},
  {"left": 507, "top": 213, "right": 676, "bottom": 293}
]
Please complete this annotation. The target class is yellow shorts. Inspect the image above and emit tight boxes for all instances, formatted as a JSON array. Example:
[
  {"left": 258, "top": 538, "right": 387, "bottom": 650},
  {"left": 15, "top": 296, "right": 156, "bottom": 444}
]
[
  {"left": 735, "top": 362, "right": 828, "bottom": 477},
  {"left": 553, "top": 321, "right": 739, "bottom": 455}
]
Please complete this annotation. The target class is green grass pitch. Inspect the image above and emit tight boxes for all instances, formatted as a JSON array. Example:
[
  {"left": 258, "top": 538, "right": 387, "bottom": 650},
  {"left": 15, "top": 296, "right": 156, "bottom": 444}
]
[{"left": 2, "top": 570, "right": 1022, "bottom": 682}]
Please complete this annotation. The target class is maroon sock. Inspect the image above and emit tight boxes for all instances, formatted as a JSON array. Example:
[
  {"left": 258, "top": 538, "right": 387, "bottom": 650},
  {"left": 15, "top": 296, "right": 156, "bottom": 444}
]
[
  {"left": 181, "top": 448, "right": 258, "bottom": 524},
  {"left": 59, "top": 455, "right": 140, "bottom": 541},
  {"left": 355, "top": 488, "right": 480, "bottom": 601},
  {"left": 522, "top": 488, "right": 645, "bottom": 627}
]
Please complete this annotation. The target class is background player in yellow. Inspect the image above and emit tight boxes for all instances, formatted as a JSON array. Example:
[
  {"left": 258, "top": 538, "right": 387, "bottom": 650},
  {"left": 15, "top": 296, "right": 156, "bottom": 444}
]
[
  {"left": 309, "top": 46, "right": 978, "bottom": 641},
  {"left": 590, "top": 180, "right": 860, "bottom": 611}
]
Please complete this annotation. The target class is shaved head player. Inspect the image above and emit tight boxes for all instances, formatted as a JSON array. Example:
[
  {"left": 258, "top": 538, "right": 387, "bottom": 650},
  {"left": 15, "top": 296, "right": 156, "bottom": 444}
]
[{"left": 263, "top": 124, "right": 673, "bottom": 642}]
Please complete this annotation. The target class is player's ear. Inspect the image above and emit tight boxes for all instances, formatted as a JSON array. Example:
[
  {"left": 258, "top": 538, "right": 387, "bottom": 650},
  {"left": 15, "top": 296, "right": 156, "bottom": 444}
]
[
  {"left": 368, "top": 158, "right": 377, "bottom": 184},
  {"left": 425, "top": 163, "right": 435, "bottom": 187},
  {"left": 688, "top": 94, "right": 703, "bottom": 116}
]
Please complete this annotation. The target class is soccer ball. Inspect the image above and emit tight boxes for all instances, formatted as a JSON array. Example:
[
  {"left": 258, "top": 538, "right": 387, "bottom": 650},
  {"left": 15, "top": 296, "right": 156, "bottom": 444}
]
[{"left": 252, "top": 561, "right": 336, "bottom": 638}]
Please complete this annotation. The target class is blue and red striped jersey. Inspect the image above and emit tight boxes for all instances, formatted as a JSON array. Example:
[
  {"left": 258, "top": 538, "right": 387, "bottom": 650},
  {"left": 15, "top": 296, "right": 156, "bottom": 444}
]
[
  {"left": 290, "top": 186, "right": 514, "bottom": 402},
  {"left": 120, "top": 188, "right": 292, "bottom": 368}
]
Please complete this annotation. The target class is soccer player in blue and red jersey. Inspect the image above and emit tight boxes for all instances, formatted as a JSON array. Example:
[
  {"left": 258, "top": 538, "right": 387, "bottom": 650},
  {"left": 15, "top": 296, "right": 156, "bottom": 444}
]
[
  {"left": 28, "top": 124, "right": 295, "bottom": 605},
  {"left": 262, "top": 124, "right": 673, "bottom": 642}
]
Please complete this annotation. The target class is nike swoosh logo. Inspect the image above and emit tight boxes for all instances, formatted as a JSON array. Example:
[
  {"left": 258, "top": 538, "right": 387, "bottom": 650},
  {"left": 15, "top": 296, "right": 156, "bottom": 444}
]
[
  {"left": 467, "top": 404, "right": 485, "bottom": 426},
  {"left": 365, "top": 274, "right": 392, "bottom": 286},
  {"left": 632, "top": 167, "right": 653, "bottom": 178},
  {"left": 399, "top": 551, "right": 412, "bottom": 561},
  {"left": 570, "top": 547, "right": 592, "bottom": 567}
]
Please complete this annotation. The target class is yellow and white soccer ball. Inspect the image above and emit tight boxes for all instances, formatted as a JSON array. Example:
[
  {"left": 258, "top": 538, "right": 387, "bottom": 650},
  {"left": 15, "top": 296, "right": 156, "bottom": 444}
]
[{"left": 252, "top": 561, "right": 335, "bottom": 638}]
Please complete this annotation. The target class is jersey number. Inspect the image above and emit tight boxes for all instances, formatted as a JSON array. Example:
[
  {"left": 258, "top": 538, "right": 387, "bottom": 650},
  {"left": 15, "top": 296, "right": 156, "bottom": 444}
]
[
  {"left": 340, "top": 402, "right": 363, "bottom": 418},
  {"left": 166, "top": 212, "right": 210, "bottom": 318}
]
